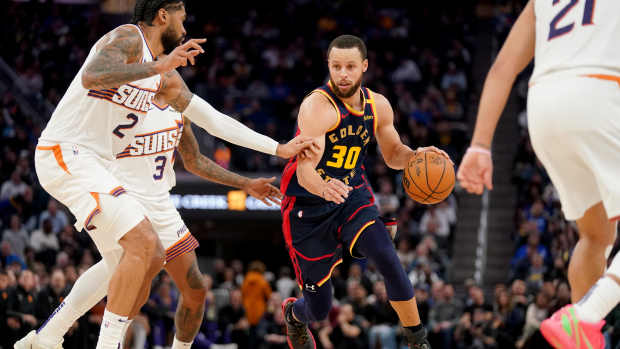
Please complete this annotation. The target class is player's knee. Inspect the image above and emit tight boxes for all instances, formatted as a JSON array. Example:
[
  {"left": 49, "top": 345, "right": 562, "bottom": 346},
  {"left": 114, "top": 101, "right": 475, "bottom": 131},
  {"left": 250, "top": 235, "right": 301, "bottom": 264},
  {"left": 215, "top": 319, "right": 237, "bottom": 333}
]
[
  {"left": 184, "top": 285, "right": 208, "bottom": 306},
  {"left": 309, "top": 299, "right": 331, "bottom": 321}
]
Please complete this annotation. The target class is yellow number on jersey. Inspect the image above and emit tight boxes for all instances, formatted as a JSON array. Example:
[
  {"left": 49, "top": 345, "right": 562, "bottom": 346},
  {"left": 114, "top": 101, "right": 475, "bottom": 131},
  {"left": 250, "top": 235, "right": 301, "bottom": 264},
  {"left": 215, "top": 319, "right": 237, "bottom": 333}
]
[{"left": 326, "top": 145, "right": 361, "bottom": 170}]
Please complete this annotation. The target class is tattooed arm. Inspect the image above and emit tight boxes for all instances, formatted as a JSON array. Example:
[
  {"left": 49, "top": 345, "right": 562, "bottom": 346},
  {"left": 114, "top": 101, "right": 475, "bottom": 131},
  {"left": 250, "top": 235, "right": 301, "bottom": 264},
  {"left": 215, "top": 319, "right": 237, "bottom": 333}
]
[
  {"left": 81, "top": 26, "right": 205, "bottom": 90},
  {"left": 81, "top": 26, "right": 160, "bottom": 90},
  {"left": 177, "top": 116, "right": 250, "bottom": 189}
]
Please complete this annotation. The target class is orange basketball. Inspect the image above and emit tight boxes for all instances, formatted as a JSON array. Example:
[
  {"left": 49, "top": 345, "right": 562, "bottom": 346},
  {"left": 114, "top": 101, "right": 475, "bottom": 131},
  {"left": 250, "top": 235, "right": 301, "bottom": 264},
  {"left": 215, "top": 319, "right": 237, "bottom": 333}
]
[{"left": 402, "top": 150, "right": 455, "bottom": 205}]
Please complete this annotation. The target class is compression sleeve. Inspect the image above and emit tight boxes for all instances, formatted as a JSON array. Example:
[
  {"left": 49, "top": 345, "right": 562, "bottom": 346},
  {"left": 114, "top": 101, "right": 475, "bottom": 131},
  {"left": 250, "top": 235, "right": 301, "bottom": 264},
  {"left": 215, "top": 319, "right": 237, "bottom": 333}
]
[{"left": 183, "top": 94, "right": 279, "bottom": 155}]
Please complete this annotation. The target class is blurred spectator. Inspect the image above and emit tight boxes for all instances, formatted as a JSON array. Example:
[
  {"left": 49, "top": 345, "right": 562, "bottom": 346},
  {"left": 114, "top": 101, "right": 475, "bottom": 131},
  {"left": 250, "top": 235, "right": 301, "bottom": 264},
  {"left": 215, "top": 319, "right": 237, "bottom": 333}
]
[
  {"left": 39, "top": 199, "right": 69, "bottom": 234},
  {"left": 6, "top": 270, "right": 38, "bottom": 343},
  {"left": 368, "top": 281, "right": 399, "bottom": 349},
  {"left": 1, "top": 241, "right": 26, "bottom": 271},
  {"left": 242, "top": 260, "right": 272, "bottom": 348},
  {"left": 429, "top": 283, "right": 462, "bottom": 348},
  {"left": 441, "top": 62, "right": 467, "bottom": 91},
  {"left": 1, "top": 171, "right": 28, "bottom": 200},
  {"left": 275, "top": 266, "right": 296, "bottom": 299},
  {"left": 30, "top": 218, "right": 60, "bottom": 267},
  {"left": 516, "top": 292, "right": 549, "bottom": 349},
  {"left": 35, "top": 268, "right": 68, "bottom": 326},
  {"left": 148, "top": 277, "right": 177, "bottom": 349},
  {"left": 318, "top": 304, "right": 367, "bottom": 349},
  {"left": 2, "top": 215, "right": 29, "bottom": 260},
  {"left": 218, "top": 288, "right": 249, "bottom": 348},
  {"left": 257, "top": 292, "right": 287, "bottom": 349}
]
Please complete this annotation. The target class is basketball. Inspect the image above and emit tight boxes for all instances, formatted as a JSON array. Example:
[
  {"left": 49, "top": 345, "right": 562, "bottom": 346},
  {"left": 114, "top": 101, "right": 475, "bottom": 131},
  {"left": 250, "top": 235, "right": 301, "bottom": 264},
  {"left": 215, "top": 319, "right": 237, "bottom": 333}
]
[{"left": 402, "top": 150, "right": 455, "bottom": 205}]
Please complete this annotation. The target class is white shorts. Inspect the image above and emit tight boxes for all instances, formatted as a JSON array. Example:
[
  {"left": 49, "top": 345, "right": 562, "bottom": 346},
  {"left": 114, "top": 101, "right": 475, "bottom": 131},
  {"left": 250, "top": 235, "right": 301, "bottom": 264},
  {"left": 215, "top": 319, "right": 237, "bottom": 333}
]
[
  {"left": 528, "top": 75, "right": 620, "bottom": 221},
  {"left": 136, "top": 194, "right": 199, "bottom": 263},
  {"left": 34, "top": 142, "right": 145, "bottom": 252}
]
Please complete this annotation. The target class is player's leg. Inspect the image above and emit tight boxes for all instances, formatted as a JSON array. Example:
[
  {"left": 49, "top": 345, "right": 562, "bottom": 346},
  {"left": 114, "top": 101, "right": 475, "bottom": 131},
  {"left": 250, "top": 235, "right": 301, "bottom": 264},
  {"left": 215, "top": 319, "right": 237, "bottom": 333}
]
[
  {"left": 352, "top": 220, "right": 430, "bottom": 348},
  {"left": 163, "top": 251, "right": 207, "bottom": 349},
  {"left": 15, "top": 250, "right": 121, "bottom": 349},
  {"left": 569, "top": 202, "right": 617, "bottom": 301},
  {"left": 96, "top": 195, "right": 166, "bottom": 349},
  {"left": 281, "top": 280, "right": 332, "bottom": 349},
  {"left": 540, "top": 247, "right": 620, "bottom": 349}
]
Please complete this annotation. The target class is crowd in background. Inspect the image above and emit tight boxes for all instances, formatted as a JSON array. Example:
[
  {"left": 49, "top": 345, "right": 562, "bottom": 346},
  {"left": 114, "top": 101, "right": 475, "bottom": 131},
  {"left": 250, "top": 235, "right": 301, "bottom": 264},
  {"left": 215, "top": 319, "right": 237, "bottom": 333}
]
[{"left": 3, "top": 0, "right": 615, "bottom": 349}]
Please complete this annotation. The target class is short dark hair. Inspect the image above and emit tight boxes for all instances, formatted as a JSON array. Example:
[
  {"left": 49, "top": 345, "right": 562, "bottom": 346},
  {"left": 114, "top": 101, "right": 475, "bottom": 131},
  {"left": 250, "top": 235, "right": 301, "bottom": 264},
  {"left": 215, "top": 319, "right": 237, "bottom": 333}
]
[
  {"left": 327, "top": 35, "right": 367, "bottom": 60},
  {"left": 131, "top": 0, "right": 184, "bottom": 26}
]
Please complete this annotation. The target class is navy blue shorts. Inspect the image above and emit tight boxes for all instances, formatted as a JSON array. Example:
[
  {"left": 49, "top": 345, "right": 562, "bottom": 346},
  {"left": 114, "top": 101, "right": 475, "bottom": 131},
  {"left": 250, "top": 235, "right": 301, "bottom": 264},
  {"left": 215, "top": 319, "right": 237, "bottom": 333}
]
[{"left": 281, "top": 182, "right": 382, "bottom": 291}]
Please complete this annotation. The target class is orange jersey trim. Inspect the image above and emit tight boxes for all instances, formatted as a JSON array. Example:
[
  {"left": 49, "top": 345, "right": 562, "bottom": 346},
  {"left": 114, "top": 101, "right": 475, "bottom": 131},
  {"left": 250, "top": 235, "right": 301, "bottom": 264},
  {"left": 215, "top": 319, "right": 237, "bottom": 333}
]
[
  {"left": 36, "top": 144, "right": 71, "bottom": 175},
  {"left": 316, "top": 258, "right": 343, "bottom": 287},
  {"left": 584, "top": 74, "right": 620, "bottom": 87}
]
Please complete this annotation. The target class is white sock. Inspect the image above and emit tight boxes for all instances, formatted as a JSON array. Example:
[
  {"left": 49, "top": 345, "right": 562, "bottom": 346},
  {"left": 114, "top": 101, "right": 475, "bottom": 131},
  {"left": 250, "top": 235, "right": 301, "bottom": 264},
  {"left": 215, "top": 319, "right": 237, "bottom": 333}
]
[
  {"left": 96, "top": 309, "right": 129, "bottom": 349},
  {"left": 119, "top": 319, "right": 134, "bottom": 348},
  {"left": 172, "top": 336, "right": 193, "bottom": 349},
  {"left": 575, "top": 277, "right": 620, "bottom": 323},
  {"left": 37, "top": 301, "right": 82, "bottom": 348}
]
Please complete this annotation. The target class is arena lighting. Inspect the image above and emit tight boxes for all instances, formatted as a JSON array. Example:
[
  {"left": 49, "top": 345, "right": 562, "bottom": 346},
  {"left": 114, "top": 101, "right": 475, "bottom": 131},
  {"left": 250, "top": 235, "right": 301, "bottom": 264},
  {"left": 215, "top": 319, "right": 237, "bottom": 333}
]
[{"left": 169, "top": 190, "right": 279, "bottom": 211}]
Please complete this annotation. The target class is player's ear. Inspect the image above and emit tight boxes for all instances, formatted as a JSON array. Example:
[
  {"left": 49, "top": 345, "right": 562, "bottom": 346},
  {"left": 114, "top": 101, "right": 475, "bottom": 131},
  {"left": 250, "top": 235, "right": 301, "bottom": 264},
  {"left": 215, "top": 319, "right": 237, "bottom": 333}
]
[
  {"left": 362, "top": 59, "right": 368, "bottom": 73},
  {"left": 157, "top": 8, "right": 167, "bottom": 24}
]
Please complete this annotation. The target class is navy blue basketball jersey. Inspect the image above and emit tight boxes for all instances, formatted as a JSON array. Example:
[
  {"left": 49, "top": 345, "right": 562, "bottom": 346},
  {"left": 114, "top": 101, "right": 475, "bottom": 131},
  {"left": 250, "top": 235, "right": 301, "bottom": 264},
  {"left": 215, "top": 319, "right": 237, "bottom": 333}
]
[{"left": 282, "top": 81, "right": 378, "bottom": 198}]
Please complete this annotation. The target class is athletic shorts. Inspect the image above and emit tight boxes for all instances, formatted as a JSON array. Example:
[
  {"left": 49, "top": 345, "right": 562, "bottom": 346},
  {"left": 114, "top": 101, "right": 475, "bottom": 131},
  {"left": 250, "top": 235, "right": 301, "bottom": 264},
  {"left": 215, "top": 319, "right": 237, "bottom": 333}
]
[
  {"left": 281, "top": 181, "right": 388, "bottom": 292},
  {"left": 35, "top": 142, "right": 144, "bottom": 253},
  {"left": 528, "top": 74, "right": 620, "bottom": 221},
  {"left": 136, "top": 194, "right": 199, "bottom": 263}
]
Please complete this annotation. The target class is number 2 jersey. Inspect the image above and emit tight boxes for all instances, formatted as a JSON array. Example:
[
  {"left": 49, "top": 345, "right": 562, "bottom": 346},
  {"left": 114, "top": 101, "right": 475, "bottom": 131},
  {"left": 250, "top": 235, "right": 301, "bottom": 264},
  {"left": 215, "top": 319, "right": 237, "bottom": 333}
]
[
  {"left": 531, "top": 0, "right": 620, "bottom": 84},
  {"left": 281, "top": 82, "right": 378, "bottom": 199},
  {"left": 39, "top": 24, "right": 161, "bottom": 160},
  {"left": 110, "top": 102, "right": 184, "bottom": 199}
]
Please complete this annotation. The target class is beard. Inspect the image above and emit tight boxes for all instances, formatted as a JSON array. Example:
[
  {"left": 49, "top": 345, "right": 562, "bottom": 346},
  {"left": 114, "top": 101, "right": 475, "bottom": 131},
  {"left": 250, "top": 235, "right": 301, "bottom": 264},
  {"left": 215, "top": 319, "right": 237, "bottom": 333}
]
[
  {"left": 329, "top": 76, "right": 362, "bottom": 99},
  {"left": 161, "top": 26, "right": 184, "bottom": 54}
]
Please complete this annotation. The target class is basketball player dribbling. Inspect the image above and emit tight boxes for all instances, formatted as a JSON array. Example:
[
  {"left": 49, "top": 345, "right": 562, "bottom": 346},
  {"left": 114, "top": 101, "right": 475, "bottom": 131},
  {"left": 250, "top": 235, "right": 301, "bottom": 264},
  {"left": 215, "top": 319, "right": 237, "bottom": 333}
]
[
  {"left": 457, "top": 1, "right": 620, "bottom": 348},
  {"left": 279, "top": 35, "right": 452, "bottom": 349},
  {"left": 28, "top": 1, "right": 315, "bottom": 348}
]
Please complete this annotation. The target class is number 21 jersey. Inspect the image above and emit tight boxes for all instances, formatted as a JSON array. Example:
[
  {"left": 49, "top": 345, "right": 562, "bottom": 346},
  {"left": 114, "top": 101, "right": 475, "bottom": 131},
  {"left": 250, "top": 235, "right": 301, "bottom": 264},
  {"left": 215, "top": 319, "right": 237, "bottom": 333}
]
[{"left": 531, "top": 0, "right": 620, "bottom": 84}]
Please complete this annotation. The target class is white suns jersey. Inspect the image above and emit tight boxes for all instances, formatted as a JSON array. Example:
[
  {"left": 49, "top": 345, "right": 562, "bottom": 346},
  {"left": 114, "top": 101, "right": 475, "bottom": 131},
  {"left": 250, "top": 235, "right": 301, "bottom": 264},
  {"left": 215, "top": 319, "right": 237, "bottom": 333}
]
[
  {"left": 39, "top": 24, "right": 161, "bottom": 160},
  {"left": 110, "top": 104, "right": 184, "bottom": 198},
  {"left": 531, "top": 0, "right": 620, "bottom": 84}
]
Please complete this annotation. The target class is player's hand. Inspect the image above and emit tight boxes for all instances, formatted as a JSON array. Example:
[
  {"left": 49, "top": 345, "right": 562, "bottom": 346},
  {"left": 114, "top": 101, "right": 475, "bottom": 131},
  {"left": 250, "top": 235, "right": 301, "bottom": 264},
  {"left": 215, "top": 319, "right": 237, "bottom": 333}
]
[
  {"left": 243, "top": 177, "right": 283, "bottom": 206},
  {"left": 276, "top": 135, "right": 320, "bottom": 159},
  {"left": 415, "top": 146, "right": 454, "bottom": 165},
  {"left": 156, "top": 38, "right": 206, "bottom": 73},
  {"left": 321, "top": 179, "right": 352, "bottom": 204},
  {"left": 457, "top": 146, "right": 493, "bottom": 195}
]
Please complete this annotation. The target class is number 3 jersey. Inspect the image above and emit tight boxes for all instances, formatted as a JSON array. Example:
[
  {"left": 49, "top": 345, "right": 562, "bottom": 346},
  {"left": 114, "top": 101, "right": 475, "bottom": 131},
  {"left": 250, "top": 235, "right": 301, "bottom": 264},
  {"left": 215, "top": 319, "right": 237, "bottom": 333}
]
[
  {"left": 281, "top": 82, "right": 378, "bottom": 198},
  {"left": 110, "top": 103, "right": 184, "bottom": 199},
  {"left": 39, "top": 24, "right": 161, "bottom": 160},
  {"left": 531, "top": 0, "right": 620, "bottom": 84}
]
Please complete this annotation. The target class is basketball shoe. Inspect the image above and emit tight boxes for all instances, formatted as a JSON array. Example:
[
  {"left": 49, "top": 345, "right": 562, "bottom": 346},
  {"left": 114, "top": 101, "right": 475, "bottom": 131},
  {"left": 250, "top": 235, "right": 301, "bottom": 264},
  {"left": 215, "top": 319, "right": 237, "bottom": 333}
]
[
  {"left": 14, "top": 330, "right": 64, "bottom": 349},
  {"left": 281, "top": 297, "right": 316, "bottom": 349},
  {"left": 540, "top": 305, "right": 605, "bottom": 349}
]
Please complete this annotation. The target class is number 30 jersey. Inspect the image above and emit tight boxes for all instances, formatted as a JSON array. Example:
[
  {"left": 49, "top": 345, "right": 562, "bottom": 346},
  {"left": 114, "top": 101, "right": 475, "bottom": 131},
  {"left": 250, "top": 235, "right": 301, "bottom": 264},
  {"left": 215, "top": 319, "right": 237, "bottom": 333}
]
[
  {"left": 39, "top": 24, "right": 161, "bottom": 160},
  {"left": 281, "top": 82, "right": 378, "bottom": 198},
  {"left": 110, "top": 103, "right": 184, "bottom": 198},
  {"left": 531, "top": 0, "right": 620, "bottom": 84}
]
